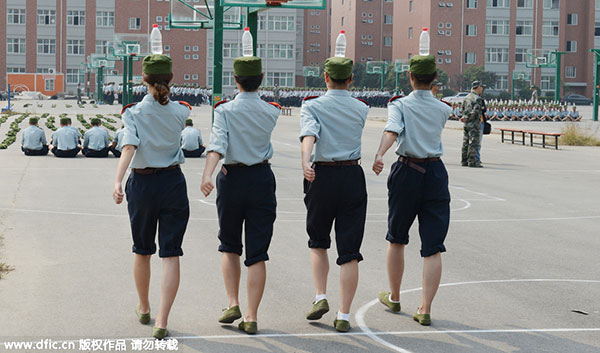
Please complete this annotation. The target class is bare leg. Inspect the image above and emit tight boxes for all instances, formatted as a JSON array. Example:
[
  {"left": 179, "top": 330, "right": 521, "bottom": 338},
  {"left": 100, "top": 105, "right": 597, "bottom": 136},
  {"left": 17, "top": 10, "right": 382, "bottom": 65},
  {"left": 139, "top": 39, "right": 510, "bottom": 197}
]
[
  {"left": 387, "top": 243, "right": 405, "bottom": 302},
  {"left": 339, "top": 260, "right": 359, "bottom": 314},
  {"left": 222, "top": 253, "right": 241, "bottom": 308},
  {"left": 244, "top": 261, "right": 266, "bottom": 322},
  {"left": 133, "top": 254, "right": 152, "bottom": 314},
  {"left": 310, "top": 248, "right": 329, "bottom": 296},
  {"left": 155, "top": 257, "right": 181, "bottom": 329},
  {"left": 419, "top": 252, "right": 442, "bottom": 315}
]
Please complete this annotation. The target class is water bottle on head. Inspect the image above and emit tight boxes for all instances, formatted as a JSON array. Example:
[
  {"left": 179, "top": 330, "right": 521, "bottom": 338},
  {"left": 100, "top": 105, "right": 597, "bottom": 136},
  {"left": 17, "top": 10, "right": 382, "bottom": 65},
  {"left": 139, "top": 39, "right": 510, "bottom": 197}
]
[
  {"left": 150, "top": 24, "right": 163, "bottom": 55},
  {"left": 242, "top": 27, "right": 253, "bottom": 57},
  {"left": 335, "top": 30, "right": 346, "bottom": 57},
  {"left": 419, "top": 27, "right": 430, "bottom": 56}
]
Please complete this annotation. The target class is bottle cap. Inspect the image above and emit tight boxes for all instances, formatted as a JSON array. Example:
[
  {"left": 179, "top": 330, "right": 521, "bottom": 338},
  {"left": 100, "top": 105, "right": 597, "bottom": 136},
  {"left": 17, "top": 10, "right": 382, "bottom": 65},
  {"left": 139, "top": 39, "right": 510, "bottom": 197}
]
[
  {"left": 244, "top": 27, "right": 250, "bottom": 31},
  {"left": 340, "top": 30, "right": 345, "bottom": 34},
  {"left": 153, "top": 24, "right": 158, "bottom": 28},
  {"left": 422, "top": 27, "right": 428, "bottom": 31}
]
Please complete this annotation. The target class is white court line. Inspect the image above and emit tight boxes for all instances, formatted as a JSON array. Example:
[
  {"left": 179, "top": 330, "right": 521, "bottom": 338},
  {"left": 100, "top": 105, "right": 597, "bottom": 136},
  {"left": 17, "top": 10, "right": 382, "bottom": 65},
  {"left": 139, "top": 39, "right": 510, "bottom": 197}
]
[
  {"left": 355, "top": 278, "right": 600, "bottom": 353},
  {"left": 450, "top": 185, "right": 506, "bottom": 201},
  {"left": 271, "top": 139, "right": 296, "bottom": 147}
]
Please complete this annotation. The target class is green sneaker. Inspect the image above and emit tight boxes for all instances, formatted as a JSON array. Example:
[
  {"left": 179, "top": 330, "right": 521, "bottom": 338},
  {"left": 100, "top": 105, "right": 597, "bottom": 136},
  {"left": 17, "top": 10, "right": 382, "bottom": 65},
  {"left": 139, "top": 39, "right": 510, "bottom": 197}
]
[
  {"left": 306, "top": 299, "right": 329, "bottom": 320},
  {"left": 413, "top": 310, "right": 431, "bottom": 326},
  {"left": 378, "top": 291, "right": 401, "bottom": 313},
  {"left": 468, "top": 162, "right": 483, "bottom": 168},
  {"left": 136, "top": 304, "right": 151, "bottom": 325},
  {"left": 152, "top": 327, "right": 169, "bottom": 340},
  {"left": 218, "top": 305, "right": 242, "bottom": 324},
  {"left": 333, "top": 319, "right": 350, "bottom": 332},
  {"left": 238, "top": 321, "right": 258, "bottom": 335}
]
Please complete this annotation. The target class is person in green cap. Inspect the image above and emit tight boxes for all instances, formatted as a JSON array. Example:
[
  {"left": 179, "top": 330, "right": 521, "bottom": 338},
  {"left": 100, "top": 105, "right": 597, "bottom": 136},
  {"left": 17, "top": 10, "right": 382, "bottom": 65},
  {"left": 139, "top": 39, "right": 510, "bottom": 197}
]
[
  {"left": 201, "top": 54, "right": 280, "bottom": 335},
  {"left": 180, "top": 119, "right": 205, "bottom": 158},
  {"left": 50, "top": 117, "right": 81, "bottom": 157},
  {"left": 21, "top": 117, "right": 49, "bottom": 155},
  {"left": 113, "top": 54, "right": 192, "bottom": 340},
  {"left": 82, "top": 117, "right": 111, "bottom": 157},
  {"left": 299, "top": 56, "right": 370, "bottom": 333},
  {"left": 372, "top": 54, "right": 452, "bottom": 326}
]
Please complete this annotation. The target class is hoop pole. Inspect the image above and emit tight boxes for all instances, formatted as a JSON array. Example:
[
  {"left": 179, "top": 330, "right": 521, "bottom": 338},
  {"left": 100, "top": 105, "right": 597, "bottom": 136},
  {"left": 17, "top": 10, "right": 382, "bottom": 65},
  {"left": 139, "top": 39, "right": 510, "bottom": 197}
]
[
  {"left": 592, "top": 49, "right": 600, "bottom": 122},
  {"left": 554, "top": 51, "right": 566, "bottom": 102},
  {"left": 97, "top": 67, "right": 103, "bottom": 104},
  {"left": 248, "top": 9, "right": 258, "bottom": 57},
  {"left": 128, "top": 56, "right": 134, "bottom": 105},
  {"left": 122, "top": 56, "right": 128, "bottom": 108},
  {"left": 87, "top": 70, "right": 90, "bottom": 98},
  {"left": 212, "top": 0, "right": 224, "bottom": 123},
  {"left": 7, "top": 84, "right": 11, "bottom": 111}
]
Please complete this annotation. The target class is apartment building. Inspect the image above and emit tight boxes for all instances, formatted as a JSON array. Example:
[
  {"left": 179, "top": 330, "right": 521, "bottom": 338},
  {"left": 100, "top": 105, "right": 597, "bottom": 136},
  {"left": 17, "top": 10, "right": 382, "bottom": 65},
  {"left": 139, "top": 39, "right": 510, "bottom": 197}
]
[{"left": 300, "top": 2, "right": 331, "bottom": 86}]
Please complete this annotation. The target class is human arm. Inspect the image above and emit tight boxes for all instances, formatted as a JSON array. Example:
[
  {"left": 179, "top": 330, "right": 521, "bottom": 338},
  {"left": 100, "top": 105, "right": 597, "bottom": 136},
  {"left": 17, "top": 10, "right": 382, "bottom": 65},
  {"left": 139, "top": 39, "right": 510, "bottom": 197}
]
[
  {"left": 112, "top": 145, "right": 135, "bottom": 204},
  {"left": 372, "top": 132, "right": 398, "bottom": 176},
  {"left": 299, "top": 102, "right": 319, "bottom": 182},
  {"left": 301, "top": 136, "right": 316, "bottom": 182},
  {"left": 200, "top": 151, "right": 221, "bottom": 197}
]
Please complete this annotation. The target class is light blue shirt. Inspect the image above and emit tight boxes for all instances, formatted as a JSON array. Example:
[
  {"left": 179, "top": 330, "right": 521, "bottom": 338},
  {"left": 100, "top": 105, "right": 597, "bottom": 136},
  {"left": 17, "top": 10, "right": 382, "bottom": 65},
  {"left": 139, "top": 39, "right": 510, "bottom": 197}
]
[
  {"left": 385, "top": 90, "right": 452, "bottom": 158},
  {"left": 113, "top": 128, "right": 124, "bottom": 152},
  {"left": 207, "top": 92, "right": 279, "bottom": 165},
  {"left": 83, "top": 126, "right": 110, "bottom": 150},
  {"left": 51, "top": 126, "right": 79, "bottom": 150},
  {"left": 299, "top": 90, "right": 369, "bottom": 162},
  {"left": 69, "top": 125, "right": 82, "bottom": 140},
  {"left": 121, "top": 94, "right": 190, "bottom": 168},
  {"left": 180, "top": 126, "right": 203, "bottom": 151},
  {"left": 21, "top": 125, "right": 47, "bottom": 150}
]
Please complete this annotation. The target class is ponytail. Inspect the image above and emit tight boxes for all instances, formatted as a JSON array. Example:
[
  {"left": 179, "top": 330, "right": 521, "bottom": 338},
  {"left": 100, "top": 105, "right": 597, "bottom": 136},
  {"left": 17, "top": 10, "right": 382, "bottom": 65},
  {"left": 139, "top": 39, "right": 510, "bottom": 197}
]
[{"left": 143, "top": 73, "right": 173, "bottom": 106}]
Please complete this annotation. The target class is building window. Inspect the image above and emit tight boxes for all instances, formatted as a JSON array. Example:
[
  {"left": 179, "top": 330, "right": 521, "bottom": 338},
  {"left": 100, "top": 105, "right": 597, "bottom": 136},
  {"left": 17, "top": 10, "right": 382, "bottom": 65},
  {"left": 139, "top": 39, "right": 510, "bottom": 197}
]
[
  {"left": 384, "top": 37, "right": 393, "bottom": 46},
  {"left": 156, "top": 16, "right": 163, "bottom": 23},
  {"left": 7, "top": 67, "right": 26, "bottom": 73},
  {"left": 45, "top": 79, "right": 55, "bottom": 91},
  {"left": 7, "top": 38, "right": 26, "bottom": 54},
  {"left": 265, "top": 72, "right": 294, "bottom": 87},
  {"left": 95, "top": 40, "right": 109, "bottom": 55},
  {"left": 66, "top": 68, "right": 84, "bottom": 84},
  {"left": 466, "top": 25, "right": 477, "bottom": 36},
  {"left": 37, "top": 39, "right": 56, "bottom": 54},
  {"left": 267, "top": 15, "right": 295, "bottom": 31},
  {"left": 517, "top": 0, "right": 533, "bottom": 8},
  {"left": 164, "top": 45, "right": 170, "bottom": 52},
  {"left": 7, "top": 9, "right": 26, "bottom": 24},
  {"left": 409, "top": 0, "right": 414, "bottom": 12},
  {"left": 486, "top": 48, "right": 509, "bottom": 63},
  {"left": 129, "top": 17, "right": 141, "bottom": 30},
  {"left": 596, "top": 22, "right": 600, "bottom": 36},
  {"left": 193, "top": 54, "right": 199, "bottom": 60},
  {"left": 184, "top": 54, "right": 191, "bottom": 60},
  {"left": 543, "top": 21, "right": 559, "bottom": 36},
  {"left": 567, "top": 14, "right": 578, "bottom": 25},
  {"left": 223, "top": 43, "right": 238, "bottom": 58},
  {"left": 67, "top": 10, "right": 85, "bottom": 26},
  {"left": 193, "top": 46, "right": 199, "bottom": 51},
  {"left": 67, "top": 40, "right": 85, "bottom": 55},
  {"left": 487, "top": 0, "right": 510, "bottom": 8},
  {"left": 486, "top": 20, "right": 510, "bottom": 35},
  {"left": 495, "top": 75, "right": 508, "bottom": 90},
  {"left": 466, "top": 0, "right": 477, "bottom": 8},
  {"left": 184, "top": 45, "right": 191, "bottom": 52},
  {"left": 543, "top": 0, "right": 559, "bottom": 9},
  {"left": 516, "top": 21, "right": 533, "bottom": 35},
  {"left": 446, "top": 30, "right": 452, "bottom": 36},
  {"left": 465, "top": 52, "right": 476, "bottom": 64},
  {"left": 566, "top": 40, "right": 577, "bottom": 52},
  {"left": 446, "top": 22, "right": 452, "bottom": 29},
  {"left": 515, "top": 48, "right": 528, "bottom": 63},
  {"left": 408, "top": 27, "right": 413, "bottom": 39},
  {"left": 37, "top": 10, "right": 56, "bottom": 25},
  {"left": 192, "top": 74, "right": 199, "bottom": 80},
  {"left": 267, "top": 44, "right": 294, "bottom": 59},
  {"left": 184, "top": 74, "right": 191, "bottom": 80},
  {"left": 384, "top": 15, "right": 393, "bottom": 24},
  {"left": 565, "top": 66, "right": 576, "bottom": 78},
  {"left": 96, "top": 11, "right": 114, "bottom": 27},
  {"left": 341, "top": 17, "right": 344, "bottom": 26},
  {"left": 541, "top": 75, "right": 555, "bottom": 91}
]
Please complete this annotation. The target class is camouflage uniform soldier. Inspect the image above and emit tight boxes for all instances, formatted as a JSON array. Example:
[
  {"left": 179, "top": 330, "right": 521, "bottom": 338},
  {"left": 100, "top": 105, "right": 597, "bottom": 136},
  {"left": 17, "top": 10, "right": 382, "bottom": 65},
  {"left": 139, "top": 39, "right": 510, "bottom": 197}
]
[{"left": 461, "top": 81, "right": 485, "bottom": 168}]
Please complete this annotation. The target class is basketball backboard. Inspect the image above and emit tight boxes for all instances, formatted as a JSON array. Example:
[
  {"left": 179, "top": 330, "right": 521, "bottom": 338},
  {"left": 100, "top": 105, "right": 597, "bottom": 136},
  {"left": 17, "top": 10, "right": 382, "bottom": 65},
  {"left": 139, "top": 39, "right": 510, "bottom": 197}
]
[
  {"left": 221, "top": 0, "right": 325, "bottom": 9},
  {"left": 303, "top": 66, "right": 320, "bottom": 77},
  {"left": 526, "top": 49, "right": 556, "bottom": 68},
  {"left": 366, "top": 61, "right": 386, "bottom": 74},
  {"left": 512, "top": 71, "right": 531, "bottom": 81},
  {"left": 170, "top": 0, "right": 243, "bottom": 29},
  {"left": 89, "top": 53, "right": 116, "bottom": 69},
  {"left": 394, "top": 59, "right": 410, "bottom": 73},
  {"left": 113, "top": 34, "right": 151, "bottom": 57}
]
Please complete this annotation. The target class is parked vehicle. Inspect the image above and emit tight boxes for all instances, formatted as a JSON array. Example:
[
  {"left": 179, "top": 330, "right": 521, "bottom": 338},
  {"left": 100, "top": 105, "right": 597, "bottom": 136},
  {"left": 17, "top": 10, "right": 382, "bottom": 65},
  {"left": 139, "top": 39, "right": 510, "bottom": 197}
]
[
  {"left": 561, "top": 94, "right": 592, "bottom": 105},
  {"left": 442, "top": 92, "right": 470, "bottom": 104}
]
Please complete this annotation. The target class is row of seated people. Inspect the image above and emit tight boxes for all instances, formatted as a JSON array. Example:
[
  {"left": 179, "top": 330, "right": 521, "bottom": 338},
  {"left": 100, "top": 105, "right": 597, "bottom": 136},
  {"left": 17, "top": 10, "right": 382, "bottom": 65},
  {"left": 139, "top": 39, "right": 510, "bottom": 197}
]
[
  {"left": 449, "top": 102, "right": 581, "bottom": 122},
  {"left": 20, "top": 117, "right": 205, "bottom": 158}
]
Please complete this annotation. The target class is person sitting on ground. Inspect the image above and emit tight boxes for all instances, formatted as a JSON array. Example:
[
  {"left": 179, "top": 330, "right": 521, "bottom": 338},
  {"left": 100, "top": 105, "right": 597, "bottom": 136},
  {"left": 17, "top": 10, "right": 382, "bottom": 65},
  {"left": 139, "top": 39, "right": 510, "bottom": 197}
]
[
  {"left": 180, "top": 119, "right": 205, "bottom": 158},
  {"left": 83, "top": 118, "right": 110, "bottom": 157},
  {"left": 110, "top": 124, "right": 125, "bottom": 158},
  {"left": 50, "top": 118, "right": 81, "bottom": 157},
  {"left": 21, "top": 117, "right": 49, "bottom": 156},
  {"left": 66, "top": 118, "right": 82, "bottom": 144},
  {"left": 556, "top": 106, "right": 568, "bottom": 122},
  {"left": 566, "top": 106, "right": 581, "bottom": 122}
]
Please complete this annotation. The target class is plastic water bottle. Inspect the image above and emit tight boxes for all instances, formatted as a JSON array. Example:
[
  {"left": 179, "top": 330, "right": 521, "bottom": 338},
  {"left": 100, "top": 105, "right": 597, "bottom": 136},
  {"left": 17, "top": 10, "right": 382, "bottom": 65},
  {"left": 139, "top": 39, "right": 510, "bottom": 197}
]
[
  {"left": 150, "top": 24, "right": 163, "bottom": 54},
  {"left": 242, "top": 27, "right": 253, "bottom": 57},
  {"left": 335, "top": 30, "right": 346, "bottom": 57},
  {"left": 419, "top": 27, "right": 430, "bottom": 56}
]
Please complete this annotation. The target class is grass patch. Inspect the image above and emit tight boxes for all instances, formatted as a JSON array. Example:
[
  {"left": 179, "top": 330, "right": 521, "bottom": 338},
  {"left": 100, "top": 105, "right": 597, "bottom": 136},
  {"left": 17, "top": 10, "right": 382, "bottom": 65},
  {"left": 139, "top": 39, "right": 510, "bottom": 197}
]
[
  {"left": 0, "top": 262, "right": 14, "bottom": 279},
  {"left": 560, "top": 124, "right": 600, "bottom": 146}
]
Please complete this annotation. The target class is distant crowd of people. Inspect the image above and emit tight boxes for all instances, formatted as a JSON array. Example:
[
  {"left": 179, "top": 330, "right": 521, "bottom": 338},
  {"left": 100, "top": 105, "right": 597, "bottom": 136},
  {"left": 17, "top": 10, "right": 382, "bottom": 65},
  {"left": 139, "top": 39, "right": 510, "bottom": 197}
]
[
  {"left": 449, "top": 100, "right": 581, "bottom": 122},
  {"left": 101, "top": 83, "right": 212, "bottom": 106}
]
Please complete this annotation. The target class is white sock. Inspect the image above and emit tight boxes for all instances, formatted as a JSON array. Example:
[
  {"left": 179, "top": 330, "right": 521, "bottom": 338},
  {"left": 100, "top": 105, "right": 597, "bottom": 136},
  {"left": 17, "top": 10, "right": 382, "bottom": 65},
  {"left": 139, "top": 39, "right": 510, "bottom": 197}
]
[
  {"left": 389, "top": 294, "right": 400, "bottom": 303},
  {"left": 337, "top": 311, "right": 350, "bottom": 321},
  {"left": 315, "top": 294, "right": 328, "bottom": 302}
]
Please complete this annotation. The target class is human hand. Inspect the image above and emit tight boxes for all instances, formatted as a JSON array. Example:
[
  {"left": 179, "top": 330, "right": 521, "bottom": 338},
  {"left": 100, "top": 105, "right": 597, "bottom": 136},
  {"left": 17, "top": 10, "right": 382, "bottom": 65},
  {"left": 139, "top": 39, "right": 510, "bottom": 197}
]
[
  {"left": 372, "top": 155, "right": 384, "bottom": 175},
  {"left": 303, "top": 162, "right": 315, "bottom": 182},
  {"left": 460, "top": 117, "right": 466, "bottom": 123},
  {"left": 113, "top": 182, "right": 124, "bottom": 204},
  {"left": 201, "top": 175, "right": 214, "bottom": 197}
]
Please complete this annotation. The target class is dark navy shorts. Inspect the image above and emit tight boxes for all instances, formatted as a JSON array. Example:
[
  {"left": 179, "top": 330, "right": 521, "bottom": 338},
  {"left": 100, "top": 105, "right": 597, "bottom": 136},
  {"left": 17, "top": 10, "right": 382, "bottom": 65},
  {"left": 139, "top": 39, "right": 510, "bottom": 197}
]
[
  {"left": 386, "top": 159, "right": 450, "bottom": 257},
  {"left": 216, "top": 163, "right": 276, "bottom": 267},
  {"left": 304, "top": 164, "right": 367, "bottom": 266},
  {"left": 125, "top": 167, "right": 190, "bottom": 257}
]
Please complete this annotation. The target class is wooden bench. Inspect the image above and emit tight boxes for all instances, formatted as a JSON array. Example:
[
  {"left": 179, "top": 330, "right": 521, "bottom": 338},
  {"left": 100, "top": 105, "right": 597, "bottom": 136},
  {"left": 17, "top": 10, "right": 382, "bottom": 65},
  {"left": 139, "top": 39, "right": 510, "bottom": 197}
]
[
  {"left": 281, "top": 107, "right": 292, "bottom": 116},
  {"left": 499, "top": 128, "right": 527, "bottom": 145},
  {"left": 525, "top": 130, "right": 564, "bottom": 150}
]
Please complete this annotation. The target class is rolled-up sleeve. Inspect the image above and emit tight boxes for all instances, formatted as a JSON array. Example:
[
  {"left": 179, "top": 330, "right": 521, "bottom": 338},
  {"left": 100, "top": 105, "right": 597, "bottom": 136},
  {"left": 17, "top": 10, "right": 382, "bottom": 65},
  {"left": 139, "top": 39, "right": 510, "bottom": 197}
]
[
  {"left": 121, "top": 110, "right": 140, "bottom": 147},
  {"left": 206, "top": 107, "right": 228, "bottom": 158},
  {"left": 299, "top": 103, "right": 320, "bottom": 142},
  {"left": 385, "top": 102, "right": 405, "bottom": 135}
]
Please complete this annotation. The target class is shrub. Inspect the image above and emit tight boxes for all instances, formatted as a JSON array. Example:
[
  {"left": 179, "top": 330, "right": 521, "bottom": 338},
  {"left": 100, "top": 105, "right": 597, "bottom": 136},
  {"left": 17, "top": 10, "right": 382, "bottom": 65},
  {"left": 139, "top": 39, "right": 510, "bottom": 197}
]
[
  {"left": 560, "top": 124, "right": 600, "bottom": 146},
  {"left": 77, "top": 114, "right": 92, "bottom": 129},
  {"left": 65, "top": 104, "right": 72, "bottom": 108},
  {"left": 45, "top": 117, "right": 57, "bottom": 131},
  {"left": 0, "top": 114, "right": 28, "bottom": 149}
]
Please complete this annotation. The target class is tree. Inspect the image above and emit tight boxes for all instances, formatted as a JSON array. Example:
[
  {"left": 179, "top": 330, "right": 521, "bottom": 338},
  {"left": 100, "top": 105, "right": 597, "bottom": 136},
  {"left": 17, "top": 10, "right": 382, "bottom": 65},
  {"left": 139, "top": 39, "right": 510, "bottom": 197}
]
[{"left": 456, "top": 66, "right": 497, "bottom": 91}]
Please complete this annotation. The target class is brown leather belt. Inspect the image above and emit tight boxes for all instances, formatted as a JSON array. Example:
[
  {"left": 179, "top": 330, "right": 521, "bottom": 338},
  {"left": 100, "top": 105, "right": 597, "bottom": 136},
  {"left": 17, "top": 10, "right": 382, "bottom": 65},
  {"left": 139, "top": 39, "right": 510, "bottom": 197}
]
[
  {"left": 133, "top": 164, "right": 180, "bottom": 174},
  {"left": 398, "top": 156, "right": 440, "bottom": 174},
  {"left": 314, "top": 159, "right": 360, "bottom": 166},
  {"left": 224, "top": 160, "right": 269, "bottom": 168}
]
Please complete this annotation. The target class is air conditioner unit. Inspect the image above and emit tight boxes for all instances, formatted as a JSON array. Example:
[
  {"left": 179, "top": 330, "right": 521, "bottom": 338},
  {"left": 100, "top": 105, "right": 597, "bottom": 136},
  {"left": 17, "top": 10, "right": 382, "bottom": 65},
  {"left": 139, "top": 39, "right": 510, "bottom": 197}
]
[{"left": 48, "top": 68, "right": 56, "bottom": 74}]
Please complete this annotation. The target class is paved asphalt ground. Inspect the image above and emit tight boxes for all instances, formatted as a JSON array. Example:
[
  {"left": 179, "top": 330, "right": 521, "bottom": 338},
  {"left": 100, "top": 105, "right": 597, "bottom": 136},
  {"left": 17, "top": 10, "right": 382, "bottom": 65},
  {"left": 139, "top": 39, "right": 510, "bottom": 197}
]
[{"left": 0, "top": 100, "right": 599, "bottom": 352}]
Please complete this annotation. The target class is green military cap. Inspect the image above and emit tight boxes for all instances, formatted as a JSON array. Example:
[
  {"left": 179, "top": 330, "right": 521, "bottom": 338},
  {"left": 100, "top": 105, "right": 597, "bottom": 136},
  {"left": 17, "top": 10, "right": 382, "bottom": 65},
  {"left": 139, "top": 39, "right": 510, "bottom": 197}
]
[
  {"left": 142, "top": 54, "right": 173, "bottom": 75},
  {"left": 29, "top": 117, "right": 39, "bottom": 124},
  {"left": 90, "top": 117, "right": 101, "bottom": 125},
  {"left": 233, "top": 56, "right": 262, "bottom": 76},
  {"left": 409, "top": 55, "right": 436, "bottom": 75},
  {"left": 185, "top": 119, "right": 193, "bottom": 126},
  {"left": 324, "top": 57, "right": 353, "bottom": 80},
  {"left": 431, "top": 79, "right": 443, "bottom": 87},
  {"left": 60, "top": 117, "right": 70, "bottom": 125},
  {"left": 472, "top": 81, "right": 486, "bottom": 89}
]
